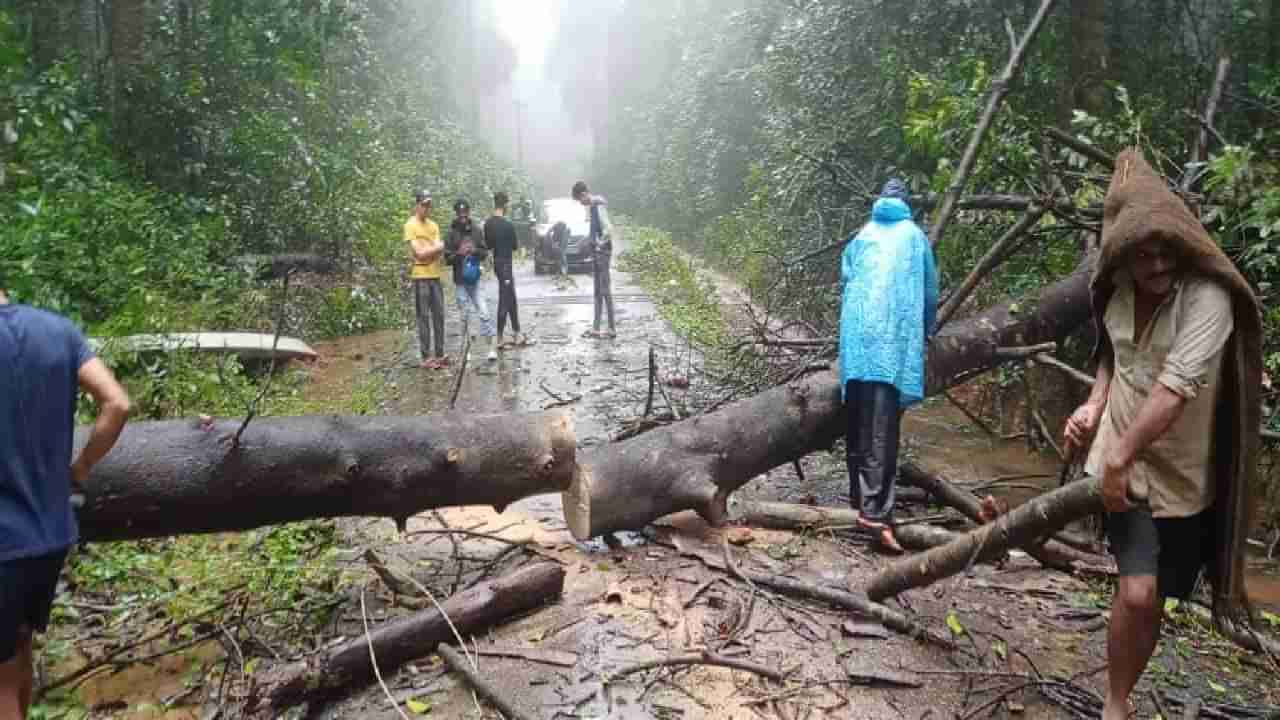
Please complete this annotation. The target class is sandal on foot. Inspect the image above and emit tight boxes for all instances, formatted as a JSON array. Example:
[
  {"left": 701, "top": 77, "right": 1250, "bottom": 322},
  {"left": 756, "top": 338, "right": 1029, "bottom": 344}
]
[{"left": 856, "top": 516, "right": 905, "bottom": 554}]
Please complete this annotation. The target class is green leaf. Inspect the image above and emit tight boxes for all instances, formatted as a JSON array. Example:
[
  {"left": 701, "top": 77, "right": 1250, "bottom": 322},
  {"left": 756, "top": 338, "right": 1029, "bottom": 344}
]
[
  {"left": 406, "top": 698, "right": 432, "bottom": 714},
  {"left": 1207, "top": 679, "right": 1226, "bottom": 694},
  {"left": 945, "top": 611, "right": 966, "bottom": 637},
  {"left": 992, "top": 640, "right": 1007, "bottom": 660}
]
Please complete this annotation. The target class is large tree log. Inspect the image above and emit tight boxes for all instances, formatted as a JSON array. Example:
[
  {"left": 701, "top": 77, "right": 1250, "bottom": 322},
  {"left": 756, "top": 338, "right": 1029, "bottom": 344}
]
[
  {"left": 563, "top": 251, "right": 1097, "bottom": 540},
  {"left": 248, "top": 562, "right": 565, "bottom": 713},
  {"left": 77, "top": 413, "right": 575, "bottom": 541},
  {"left": 75, "top": 250, "right": 1094, "bottom": 544},
  {"left": 865, "top": 478, "right": 1103, "bottom": 601}
]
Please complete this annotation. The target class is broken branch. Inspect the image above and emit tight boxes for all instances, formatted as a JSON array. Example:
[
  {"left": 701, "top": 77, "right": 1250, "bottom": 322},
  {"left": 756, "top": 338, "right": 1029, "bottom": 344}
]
[{"left": 929, "top": 0, "right": 1059, "bottom": 247}]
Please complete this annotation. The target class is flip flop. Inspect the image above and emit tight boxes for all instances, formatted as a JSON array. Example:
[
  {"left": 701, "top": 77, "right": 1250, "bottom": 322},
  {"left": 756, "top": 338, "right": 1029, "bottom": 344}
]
[
  {"left": 856, "top": 516, "right": 905, "bottom": 554},
  {"left": 582, "top": 330, "right": 601, "bottom": 339}
]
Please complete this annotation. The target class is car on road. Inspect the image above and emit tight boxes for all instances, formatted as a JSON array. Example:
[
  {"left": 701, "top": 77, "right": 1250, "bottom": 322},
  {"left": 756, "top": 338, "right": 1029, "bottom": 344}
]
[{"left": 530, "top": 197, "right": 593, "bottom": 274}]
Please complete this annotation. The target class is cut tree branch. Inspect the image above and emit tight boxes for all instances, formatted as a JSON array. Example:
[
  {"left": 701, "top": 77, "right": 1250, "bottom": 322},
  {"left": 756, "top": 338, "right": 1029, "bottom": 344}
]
[
  {"left": 929, "top": 0, "right": 1059, "bottom": 247},
  {"left": 1044, "top": 127, "right": 1113, "bottom": 167},
  {"left": 1182, "top": 54, "right": 1232, "bottom": 200},
  {"left": 248, "top": 562, "right": 565, "bottom": 713},
  {"left": 934, "top": 205, "right": 1048, "bottom": 329},
  {"left": 76, "top": 412, "right": 576, "bottom": 542},
  {"left": 562, "top": 249, "right": 1097, "bottom": 540},
  {"left": 866, "top": 477, "right": 1103, "bottom": 601}
]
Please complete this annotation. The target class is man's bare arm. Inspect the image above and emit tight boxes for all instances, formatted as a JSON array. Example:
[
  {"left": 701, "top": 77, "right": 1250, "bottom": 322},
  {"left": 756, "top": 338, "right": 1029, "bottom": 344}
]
[
  {"left": 411, "top": 237, "right": 443, "bottom": 263},
  {"left": 72, "top": 358, "right": 131, "bottom": 484},
  {"left": 1107, "top": 382, "right": 1187, "bottom": 469},
  {"left": 1064, "top": 353, "right": 1114, "bottom": 454}
]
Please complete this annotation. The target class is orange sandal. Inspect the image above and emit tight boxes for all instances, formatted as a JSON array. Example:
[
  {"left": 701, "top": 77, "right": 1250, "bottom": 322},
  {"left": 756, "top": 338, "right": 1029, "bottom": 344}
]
[{"left": 856, "top": 515, "right": 904, "bottom": 554}]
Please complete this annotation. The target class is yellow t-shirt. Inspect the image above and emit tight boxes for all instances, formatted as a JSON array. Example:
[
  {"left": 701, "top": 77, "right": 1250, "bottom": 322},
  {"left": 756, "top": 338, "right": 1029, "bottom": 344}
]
[{"left": 405, "top": 215, "right": 443, "bottom": 279}]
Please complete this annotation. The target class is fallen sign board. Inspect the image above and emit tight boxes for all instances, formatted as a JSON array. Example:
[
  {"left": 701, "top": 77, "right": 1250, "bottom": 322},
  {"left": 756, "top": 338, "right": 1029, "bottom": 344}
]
[{"left": 90, "top": 332, "right": 318, "bottom": 362}]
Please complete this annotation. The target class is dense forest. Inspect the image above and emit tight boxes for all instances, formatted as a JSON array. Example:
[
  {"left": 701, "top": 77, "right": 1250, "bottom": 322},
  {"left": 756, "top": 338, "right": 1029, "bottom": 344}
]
[{"left": 4, "top": 0, "right": 1280, "bottom": 717}]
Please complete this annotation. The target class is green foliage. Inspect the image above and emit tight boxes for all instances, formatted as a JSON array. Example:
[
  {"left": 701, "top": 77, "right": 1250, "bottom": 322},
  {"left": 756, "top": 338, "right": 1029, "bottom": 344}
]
[
  {"left": 618, "top": 225, "right": 730, "bottom": 351},
  {"left": 66, "top": 520, "right": 341, "bottom": 627}
]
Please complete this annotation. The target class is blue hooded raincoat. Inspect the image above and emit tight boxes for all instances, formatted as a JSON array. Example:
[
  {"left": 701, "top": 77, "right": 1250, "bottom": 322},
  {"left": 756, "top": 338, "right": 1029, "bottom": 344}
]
[{"left": 838, "top": 198, "right": 938, "bottom": 408}]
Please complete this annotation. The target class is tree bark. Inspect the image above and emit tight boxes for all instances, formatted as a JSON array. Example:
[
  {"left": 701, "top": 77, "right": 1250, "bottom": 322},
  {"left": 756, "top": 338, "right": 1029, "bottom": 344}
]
[
  {"left": 734, "top": 498, "right": 1105, "bottom": 572},
  {"left": 247, "top": 562, "right": 565, "bottom": 714},
  {"left": 562, "top": 250, "right": 1097, "bottom": 540},
  {"left": 76, "top": 251, "right": 1095, "bottom": 545},
  {"left": 76, "top": 412, "right": 576, "bottom": 542},
  {"left": 865, "top": 477, "right": 1103, "bottom": 601},
  {"left": 1065, "top": 0, "right": 1109, "bottom": 120}
]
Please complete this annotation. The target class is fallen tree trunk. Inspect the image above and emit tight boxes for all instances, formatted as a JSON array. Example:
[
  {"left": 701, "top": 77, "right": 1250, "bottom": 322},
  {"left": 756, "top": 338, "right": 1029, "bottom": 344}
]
[
  {"left": 734, "top": 499, "right": 1106, "bottom": 572},
  {"left": 248, "top": 562, "right": 565, "bottom": 714},
  {"left": 75, "top": 250, "right": 1094, "bottom": 544},
  {"left": 899, "top": 463, "right": 1104, "bottom": 568},
  {"left": 866, "top": 478, "right": 1103, "bottom": 601},
  {"left": 77, "top": 413, "right": 576, "bottom": 541},
  {"left": 564, "top": 251, "right": 1097, "bottom": 540}
]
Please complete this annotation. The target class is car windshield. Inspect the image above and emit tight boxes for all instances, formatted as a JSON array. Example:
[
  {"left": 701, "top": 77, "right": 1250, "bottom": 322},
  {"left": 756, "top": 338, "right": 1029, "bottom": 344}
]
[{"left": 543, "top": 198, "right": 585, "bottom": 225}]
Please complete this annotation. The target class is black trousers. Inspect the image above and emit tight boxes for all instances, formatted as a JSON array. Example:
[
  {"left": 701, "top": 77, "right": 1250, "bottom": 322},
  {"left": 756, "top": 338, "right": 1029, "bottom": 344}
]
[
  {"left": 845, "top": 380, "right": 901, "bottom": 523},
  {"left": 494, "top": 258, "right": 520, "bottom": 335}
]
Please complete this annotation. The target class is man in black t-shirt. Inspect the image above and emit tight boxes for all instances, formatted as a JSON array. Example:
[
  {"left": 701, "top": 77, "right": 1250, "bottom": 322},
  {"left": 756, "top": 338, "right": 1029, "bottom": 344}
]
[{"left": 484, "top": 192, "right": 529, "bottom": 348}]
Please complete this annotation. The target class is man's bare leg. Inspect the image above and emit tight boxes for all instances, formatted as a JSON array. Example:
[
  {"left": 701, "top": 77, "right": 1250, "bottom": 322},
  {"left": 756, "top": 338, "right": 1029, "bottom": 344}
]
[
  {"left": 0, "top": 627, "right": 32, "bottom": 720},
  {"left": 1104, "top": 575, "right": 1161, "bottom": 719}
]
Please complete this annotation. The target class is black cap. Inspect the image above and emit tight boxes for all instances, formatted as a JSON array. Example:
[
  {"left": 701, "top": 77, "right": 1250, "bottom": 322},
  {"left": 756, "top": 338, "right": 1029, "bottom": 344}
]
[
  {"left": 414, "top": 189, "right": 432, "bottom": 204},
  {"left": 453, "top": 198, "right": 470, "bottom": 212}
]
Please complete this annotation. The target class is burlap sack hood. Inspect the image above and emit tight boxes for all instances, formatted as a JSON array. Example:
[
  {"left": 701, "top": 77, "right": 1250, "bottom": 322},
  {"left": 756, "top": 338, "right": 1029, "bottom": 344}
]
[{"left": 1091, "top": 148, "right": 1263, "bottom": 626}]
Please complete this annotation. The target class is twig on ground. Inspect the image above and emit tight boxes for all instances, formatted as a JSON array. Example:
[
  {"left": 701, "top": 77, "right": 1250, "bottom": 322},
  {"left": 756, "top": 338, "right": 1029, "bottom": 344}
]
[
  {"left": 439, "top": 643, "right": 538, "bottom": 720},
  {"left": 449, "top": 317, "right": 472, "bottom": 410},
  {"left": 606, "top": 650, "right": 789, "bottom": 685},
  {"left": 361, "top": 584, "right": 412, "bottom": 720}
]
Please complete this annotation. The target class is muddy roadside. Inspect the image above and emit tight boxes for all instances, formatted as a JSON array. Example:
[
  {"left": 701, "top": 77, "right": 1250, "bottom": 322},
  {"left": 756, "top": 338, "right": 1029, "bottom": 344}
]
[{"left": 296, "top": 236, "right": 1280, "bottom": 719}]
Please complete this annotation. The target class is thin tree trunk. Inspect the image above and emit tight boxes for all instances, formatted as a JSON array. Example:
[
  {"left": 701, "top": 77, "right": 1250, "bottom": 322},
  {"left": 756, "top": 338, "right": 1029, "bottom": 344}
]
[
  {"left": 866, "top": 477, "right": 1103, "bottom": 601},
  {"left": 248, "top": 563, "right": 565, "bottom": 713},
  {"left": 929, "top": 0, "right": 1059, "bottom": 247}
]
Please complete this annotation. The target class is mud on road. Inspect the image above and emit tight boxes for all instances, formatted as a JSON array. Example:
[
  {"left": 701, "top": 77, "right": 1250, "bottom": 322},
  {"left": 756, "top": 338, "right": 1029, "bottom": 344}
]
[{"left": 300, "top": 243, "right": 1279, "bottom": 719}]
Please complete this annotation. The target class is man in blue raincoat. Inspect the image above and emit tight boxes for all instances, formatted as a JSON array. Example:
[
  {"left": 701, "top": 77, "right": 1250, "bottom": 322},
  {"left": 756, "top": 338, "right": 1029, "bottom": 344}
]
[{"left": 839, "top": 179, "right": 938, "bottom": 552}]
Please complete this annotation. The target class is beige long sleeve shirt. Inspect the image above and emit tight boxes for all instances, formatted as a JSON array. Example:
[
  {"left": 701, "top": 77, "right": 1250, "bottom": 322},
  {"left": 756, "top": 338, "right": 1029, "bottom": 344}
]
[{"left": 1085, "top": 272, "right": 1234, "bottom": 518}]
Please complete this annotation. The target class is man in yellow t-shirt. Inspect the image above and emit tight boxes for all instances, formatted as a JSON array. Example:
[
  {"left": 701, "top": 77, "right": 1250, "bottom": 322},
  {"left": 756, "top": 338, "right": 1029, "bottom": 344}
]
[{"left": 405, "top": 190, "right": 447, "bottom": 369}]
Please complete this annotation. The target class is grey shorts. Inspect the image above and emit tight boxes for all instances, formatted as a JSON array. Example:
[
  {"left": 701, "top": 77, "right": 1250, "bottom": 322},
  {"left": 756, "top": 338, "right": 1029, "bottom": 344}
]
[{"left": 1107, "top": 504, "right": 1215, "bottom": 600}]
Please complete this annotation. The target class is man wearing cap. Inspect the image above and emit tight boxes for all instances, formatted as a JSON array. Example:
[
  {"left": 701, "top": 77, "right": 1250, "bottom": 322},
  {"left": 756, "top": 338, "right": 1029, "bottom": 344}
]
[
  {"left": 445, "top": 198, "right": 498, "bottom": 362},
  {"left": 1063, "top": 150, "right": 1262, "bottom": 720},
  {"left": 838, "top": 179, "right": 938, "bottom": 553},
  {"left": 1, "top": 278, "right": 131, "bottom": 718},
  {"left": 405, "top": 190, "right": 448, "bottom": 369}
]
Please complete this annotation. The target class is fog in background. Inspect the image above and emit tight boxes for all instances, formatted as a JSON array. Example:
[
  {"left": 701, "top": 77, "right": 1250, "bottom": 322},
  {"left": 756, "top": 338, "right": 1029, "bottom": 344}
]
[{"left": 455, "top": 0, "right": 622, "bottom": 203}]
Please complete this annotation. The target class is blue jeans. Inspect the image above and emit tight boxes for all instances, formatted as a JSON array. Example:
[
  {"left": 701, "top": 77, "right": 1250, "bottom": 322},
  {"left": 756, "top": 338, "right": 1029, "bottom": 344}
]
[{"left": 454, "top": 282, "right": 495, "bottom": 338}]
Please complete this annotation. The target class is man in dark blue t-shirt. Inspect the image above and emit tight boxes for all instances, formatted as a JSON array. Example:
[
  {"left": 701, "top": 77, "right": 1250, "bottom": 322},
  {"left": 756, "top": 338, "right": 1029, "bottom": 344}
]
[{"left": 0, "top": 280, "right": 130, "bottom": 718}]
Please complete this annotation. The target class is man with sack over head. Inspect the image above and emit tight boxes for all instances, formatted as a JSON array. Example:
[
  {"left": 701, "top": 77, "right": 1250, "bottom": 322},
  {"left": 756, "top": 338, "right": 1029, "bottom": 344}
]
[{"left": 1063, "top": 149, "right": 1262, "bottom": 719}]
